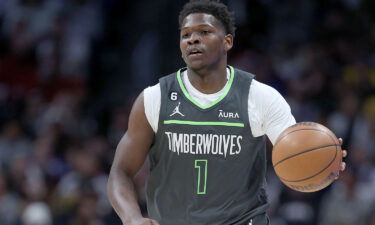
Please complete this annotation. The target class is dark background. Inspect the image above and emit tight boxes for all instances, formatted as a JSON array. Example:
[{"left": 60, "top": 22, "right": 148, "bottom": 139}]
[{"left": 0, "top": 0, "right": 374, "bottom": 225}]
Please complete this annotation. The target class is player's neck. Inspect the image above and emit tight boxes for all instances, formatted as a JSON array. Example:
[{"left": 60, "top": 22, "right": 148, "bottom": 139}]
[{"left": 186, "top": 63, "right": 228, "bottom": 94}]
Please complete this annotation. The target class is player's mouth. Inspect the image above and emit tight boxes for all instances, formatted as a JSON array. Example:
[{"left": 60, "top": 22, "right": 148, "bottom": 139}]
[{"left": 187, "top": 48, "right": 203, "bottom": 57}]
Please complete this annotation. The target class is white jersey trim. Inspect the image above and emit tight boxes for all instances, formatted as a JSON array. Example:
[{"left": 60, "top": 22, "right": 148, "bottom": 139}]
[{"left": 143, "top": 71, "right": 295, "bottom": 145}]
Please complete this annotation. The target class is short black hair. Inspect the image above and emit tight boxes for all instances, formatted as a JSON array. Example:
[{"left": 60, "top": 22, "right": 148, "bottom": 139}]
[{"left": 178, "top": 0, "right": 236, "bottom": 36}]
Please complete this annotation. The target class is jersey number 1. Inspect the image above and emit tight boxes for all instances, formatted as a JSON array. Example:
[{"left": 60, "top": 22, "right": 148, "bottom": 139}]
[{"left": 194, "top": 159, "right": 207, "bottom": 194}]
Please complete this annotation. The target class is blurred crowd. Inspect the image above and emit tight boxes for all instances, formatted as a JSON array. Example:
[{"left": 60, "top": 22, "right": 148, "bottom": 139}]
[{"left": 0, "top": 0, "right": 374, "bottom": 225}]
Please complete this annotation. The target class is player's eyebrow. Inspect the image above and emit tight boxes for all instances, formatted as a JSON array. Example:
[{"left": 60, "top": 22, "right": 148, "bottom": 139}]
[{"left": 180, "top": 24, "right": 215, "bottom": 31}]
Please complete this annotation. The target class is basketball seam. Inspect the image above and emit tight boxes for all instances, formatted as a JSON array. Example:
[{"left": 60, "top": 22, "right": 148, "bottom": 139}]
[
  {"left": 272, "top": 144, "right": 340, "bottom": 168},
  {"left": 275, "top": 130, "right": 341, "bottom": 183},
  {"left": 278, "top": 146, "right": 338, "bottom": 183},
  {"left": 274, "top": 128, "right": 339, "bottom": 147}
]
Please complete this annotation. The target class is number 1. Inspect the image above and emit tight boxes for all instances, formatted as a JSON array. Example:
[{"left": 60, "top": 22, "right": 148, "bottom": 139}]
[{"left": 195, "top": 159, "right": 207, "bottom": 194}]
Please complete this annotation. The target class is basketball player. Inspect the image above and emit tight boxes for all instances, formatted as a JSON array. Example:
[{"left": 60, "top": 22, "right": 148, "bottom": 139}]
[{"left": 107, "top": 1, "right": 347, "bottom": 225}]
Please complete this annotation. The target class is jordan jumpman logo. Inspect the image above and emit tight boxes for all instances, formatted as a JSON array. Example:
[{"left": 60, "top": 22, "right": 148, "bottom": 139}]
[{"left": 170, "top": 102, "right": 185, "bottom": 117}]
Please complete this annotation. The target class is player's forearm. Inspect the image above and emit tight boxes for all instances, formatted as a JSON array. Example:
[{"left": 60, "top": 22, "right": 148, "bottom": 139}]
[{"left": 107, "top": 169, "right": 143, "bottom": 224}]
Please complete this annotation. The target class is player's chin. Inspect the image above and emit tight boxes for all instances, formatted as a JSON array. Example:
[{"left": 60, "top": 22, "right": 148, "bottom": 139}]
[{"left": 186, "top": 61, "right": 208, "bottom": 71}]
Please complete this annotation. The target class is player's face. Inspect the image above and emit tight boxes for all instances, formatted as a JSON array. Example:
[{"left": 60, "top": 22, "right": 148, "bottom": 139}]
[{"left": 180, "top": 13, "right": 233, "bottom": 71}]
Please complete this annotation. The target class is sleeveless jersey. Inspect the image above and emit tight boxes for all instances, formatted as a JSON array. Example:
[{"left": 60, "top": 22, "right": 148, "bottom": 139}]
[{"left": 146, "top": 66, "right": 269, "bottom": 225}]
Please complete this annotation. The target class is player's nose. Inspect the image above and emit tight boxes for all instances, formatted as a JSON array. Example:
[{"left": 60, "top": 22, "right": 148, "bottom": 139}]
[{"left": 187, "top": 32, "right": 200, "bottom": 45}]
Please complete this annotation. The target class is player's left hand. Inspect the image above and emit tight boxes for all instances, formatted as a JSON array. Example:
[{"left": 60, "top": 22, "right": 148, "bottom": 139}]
[{"left": 335, "top": 138, "right": 347, "bottom": 179}]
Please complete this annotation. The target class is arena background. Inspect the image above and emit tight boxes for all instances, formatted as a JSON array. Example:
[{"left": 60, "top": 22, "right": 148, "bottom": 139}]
[{"left": 0, "top": 0, "right": 374, "bottom": 224}]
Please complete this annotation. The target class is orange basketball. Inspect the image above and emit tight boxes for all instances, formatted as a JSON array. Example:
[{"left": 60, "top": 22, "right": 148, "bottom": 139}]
[{"left": 272, "top": 122, "right": 342, "bottom": 192}]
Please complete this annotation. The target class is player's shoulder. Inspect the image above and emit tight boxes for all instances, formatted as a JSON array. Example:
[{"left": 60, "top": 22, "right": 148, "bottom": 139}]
[
  {"left": 144, "top": 82, "right": 160, "bottom": 92},
  {"left": 144, "top": 68, "right": 183, "bottom": 95},
  {"left": 144, "top": 83, "right": 161, "bottom": 101},
  {"left": 143, "top": 83, "right": 161, "bottom": 133},
  {"left": 144, "top": 67, "right": 187, "bottom": 105},
  {"left": 248, "top": 78, "right": 290, "bottom": 114}
]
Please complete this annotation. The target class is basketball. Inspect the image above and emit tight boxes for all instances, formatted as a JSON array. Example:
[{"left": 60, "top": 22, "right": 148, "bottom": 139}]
[{"left": 272, "top": 122, "right": 343, "bottom": 192}]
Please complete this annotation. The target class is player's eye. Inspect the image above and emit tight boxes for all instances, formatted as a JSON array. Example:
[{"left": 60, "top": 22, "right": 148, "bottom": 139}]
[
  {"left": 181, "top": 33, "right": 190, "bottom": 38},
  {"left": 201, "top": 30, "right": 210, "bottom": 35}
]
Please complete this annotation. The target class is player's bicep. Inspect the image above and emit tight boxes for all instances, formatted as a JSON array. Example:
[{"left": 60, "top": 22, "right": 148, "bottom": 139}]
[
  {"left": 264, "top": 92, "right": 296, "bottom": 145},
  {"left": 111, "top": 92, "right": 154, "bottom": 178}
]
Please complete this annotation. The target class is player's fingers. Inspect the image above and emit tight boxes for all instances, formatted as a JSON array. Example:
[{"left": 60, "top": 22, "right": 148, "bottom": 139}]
[
  {"left": 342, "top": 150, "right": 347, "bottom": 158},
  {"left": 334, "top": 162, "right": 347, "bottom": 180},
  {"left": 340, "top": 162, "right": 346, "bottom": 172},
  {"left": 338, "top": 138, "right": 343, "bottom": 145}
]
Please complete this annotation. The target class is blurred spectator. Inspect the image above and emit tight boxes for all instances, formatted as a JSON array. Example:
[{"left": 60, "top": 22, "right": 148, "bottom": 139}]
[
  {"left": 68, "top": 193, "right": 106, "bottom": 225},
  {"left": 272, "top": 44, "right": 309, "bottom": 82},
  {"left": 32, "top": 134, "right": 68, "bottom": 180},
  {"left": 0, "top": 19, "right": 38, "bottom": 102},
  {"left": 22, "top": 91, "right": 46, "bottom": 137},
  {"left": 367, "top": 205, "right": 375, "bottom": 225},
  {"left": 35, "top": 13, "right": 64, "bottom": 82},
  {"left": 343, "top": 60, "right": 375, "bottom": 97},
  {"left": 2, "top": 0, "right": 60, "bottom": 45},
  {"left": 53, "top": 148, "right": 110, "bottom": 217},
  {"left": 275, "top": 189, "right": 317, "bottom": 225},
  {"left": 351, "top": 96, "right": 375, "bottom": 159},
  {"left": 58, "top": 0, "right": 103, "bottom": 79},
  {"left": 268, "top": 0, "right": 315, "bottom": 48},
  {"left": 318, "top": 168, "right": 371, "bottom": 225},
  {"left": 22, "top": 202, "right": 52, "bottom": 225},
  {"left": 0, "top": 120, "right": 31, "bottom": 170},
  {"left": 328, "top": 91, "right": 361, "bottom": 149},
  {"left": 107, "top": 106, "right": 129, "bottom": 147},
  {"left": 37, "top": 89, "right": 87, "bottom": 137},
  {"left": 0, "top": 172, "right": 20, "bottom": 225}
]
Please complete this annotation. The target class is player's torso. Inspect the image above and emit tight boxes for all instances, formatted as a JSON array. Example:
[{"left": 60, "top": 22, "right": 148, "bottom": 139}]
[{"left": 147, "top": 67, "right": 269, "bottom": 225}]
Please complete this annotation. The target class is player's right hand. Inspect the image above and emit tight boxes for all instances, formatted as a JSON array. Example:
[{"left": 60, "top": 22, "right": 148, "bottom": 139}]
[{"left": 127, "top": 218, "right": 161, "bottom": 225}]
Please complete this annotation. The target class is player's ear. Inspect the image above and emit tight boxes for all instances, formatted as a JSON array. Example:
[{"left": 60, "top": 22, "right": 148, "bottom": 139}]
[{"left": 224, "top": 34, "right": 233, "bottom": 52}]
